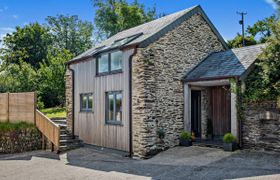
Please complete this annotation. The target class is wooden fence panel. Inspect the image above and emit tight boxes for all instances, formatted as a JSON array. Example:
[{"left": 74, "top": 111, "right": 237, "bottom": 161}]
[
  {"left": 0, "top": 92, "right": 36, "bottom": 124},
  {"left": 8, "top": 92, "right": 36, "bottom": 124},
  {"left": 0, "top": 93, "right": 8, "bottom": 122}
]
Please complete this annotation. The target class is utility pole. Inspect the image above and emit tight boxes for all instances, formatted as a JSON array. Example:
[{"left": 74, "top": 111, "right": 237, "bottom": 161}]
[{"left": 237, "top": 11, "right": 247, "bottom": 47}]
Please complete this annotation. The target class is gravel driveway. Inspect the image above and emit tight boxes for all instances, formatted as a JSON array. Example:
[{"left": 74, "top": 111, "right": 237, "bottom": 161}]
[{"left": 0, "top": 146, "right": 280, "bottom": 180}]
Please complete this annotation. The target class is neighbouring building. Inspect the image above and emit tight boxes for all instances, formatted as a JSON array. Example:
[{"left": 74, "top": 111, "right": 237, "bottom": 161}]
[{"left": 65, "top": 5, "right": 278, "bottom": 158}]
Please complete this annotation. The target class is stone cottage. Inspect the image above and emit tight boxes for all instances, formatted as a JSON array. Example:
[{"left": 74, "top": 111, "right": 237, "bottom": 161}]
[{"left": 65, "top": 5, "right": 275, "bottom": 158}]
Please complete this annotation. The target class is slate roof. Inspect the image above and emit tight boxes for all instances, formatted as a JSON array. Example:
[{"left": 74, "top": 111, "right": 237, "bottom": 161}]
[
  {"left": 184, "top": 44, "right": 267, "bottom": 81},
  {"left": 67, "top": 5, "right": 227, "bottom": 64}
]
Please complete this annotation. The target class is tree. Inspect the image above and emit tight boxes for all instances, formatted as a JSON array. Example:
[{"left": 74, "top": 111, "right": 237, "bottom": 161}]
[
  {"left": 38, "top": 49, "right": 73, "bottom": 107},
  {"left": 247, "top": 15, "right": 276, "bottom": 43},
  {"left": 93, "top": 0, "right": 156, "bottom": 39},
  {"left": 227, "top": 33, "right": 257, "bottom": 48},
  {"left": 273, "top": 0, "right": 280, "bottom": 13},
  {"left": 0, "top": 61, "right": 38, "bottom": 93},
  {"left": 46, "top": 15, "right": 94, "bottom": 56},
  {"left": 0, "top": 23, "right": 52, "bottom": 69},
  {"left": 244, "top": 21, "right": 280, "bottom": 101}
]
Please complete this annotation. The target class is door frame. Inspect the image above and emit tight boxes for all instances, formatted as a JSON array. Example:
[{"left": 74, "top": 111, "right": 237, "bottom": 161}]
[{"left": 191, "top": 90, "right": 201, "bottom": 138}]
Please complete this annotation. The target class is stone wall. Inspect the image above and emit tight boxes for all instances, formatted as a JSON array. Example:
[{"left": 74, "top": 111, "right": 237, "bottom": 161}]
[
  {"left": 0, "top": 127, "right": 41, "bottom": 154},
  {"left": 65, "top": 69, "right": 73, "bottom": 133},
  {"left": 201, "top": 88, "right": 211, "bottom": 139},
  {"left": 132, "top": 13, "right": 225, "bottom": 158},
  {"left": 242, "top": 101, "right": 280, "bottom": 152}
]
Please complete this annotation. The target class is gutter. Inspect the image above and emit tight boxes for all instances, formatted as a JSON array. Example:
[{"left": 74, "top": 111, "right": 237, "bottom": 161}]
[
  {"left": 128, "top": 47, "right": 137, "bottom": 157},
  {"left": 184, "top": 75, "right": 240, "bottom": 83},
  {"left": 67, "top": 64, "right": 75, "bottom": 139}
]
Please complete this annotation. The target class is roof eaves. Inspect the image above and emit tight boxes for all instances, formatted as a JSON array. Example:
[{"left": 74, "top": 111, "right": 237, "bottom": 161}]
[
  {"left": 185, "top": 75, "right": 239, "bottom": 82},
  {"left": 66, "top": 34, "right": 143, "bottom": 65}
]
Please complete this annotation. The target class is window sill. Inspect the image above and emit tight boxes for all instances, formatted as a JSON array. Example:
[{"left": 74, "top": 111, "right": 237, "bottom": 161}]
[
  {"left": 80, "top": 110, "right": 94, "bottom": 113},
  {"left": 105, "top": 121, "right": 123, "bottom": 126},
  {"left": 96, "top": 70, "right": 122, "bottom": 77}
]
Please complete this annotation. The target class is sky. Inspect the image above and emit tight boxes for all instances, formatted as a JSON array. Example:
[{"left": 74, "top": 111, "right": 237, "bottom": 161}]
[{"left": 0, "top": 0, "right": 277, "bottom": 47}]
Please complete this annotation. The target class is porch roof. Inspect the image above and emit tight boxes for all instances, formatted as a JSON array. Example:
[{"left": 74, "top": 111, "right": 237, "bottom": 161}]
[{"left": 184, "top": 44, "right": 267, "bottom": 82}]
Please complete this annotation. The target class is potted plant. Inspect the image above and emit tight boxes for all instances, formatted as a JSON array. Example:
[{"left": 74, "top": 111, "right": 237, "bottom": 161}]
[
  {"left": 223, "top": 133, "right": 237, "bottom": 151},
  {"left": 207, "top": 118, "right": 213, "bottom": 139},
  {"left": 179, "top": 131, "right": 192, "bottom": 147}
]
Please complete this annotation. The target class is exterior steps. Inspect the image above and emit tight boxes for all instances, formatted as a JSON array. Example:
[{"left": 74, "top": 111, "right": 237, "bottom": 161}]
[
  {"left": 51, "top": 118, "right": 83, "bottom": 152},
  {"left": 192, "top": 139, "right": 223, "bottom": 149}
]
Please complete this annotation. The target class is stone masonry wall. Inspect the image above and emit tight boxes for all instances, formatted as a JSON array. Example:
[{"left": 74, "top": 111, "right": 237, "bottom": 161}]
[
  {"left": 0, "top": 127, "right": 41, "bottom": 154},
  {"left": 65, "top": 68, "right": 73, "bottom": 133},
  {"left": 132, "top": 13, "right": 225, "bottom": 158},
  {"left": 201, "top": 88, "right": 211, "bottom": 139},
  {"left": 242, "top": 101, "right": 280, "bottom": 152}
]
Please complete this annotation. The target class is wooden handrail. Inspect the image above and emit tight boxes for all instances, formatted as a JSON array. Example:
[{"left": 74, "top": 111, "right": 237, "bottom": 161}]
[{"left": 35, "top": 109, "right": 60, "bottom": 147}]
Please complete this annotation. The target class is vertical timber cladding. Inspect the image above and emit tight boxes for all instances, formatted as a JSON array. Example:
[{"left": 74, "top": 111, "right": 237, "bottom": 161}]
[
  {"left": 70, "top": 49, "right": 134, "bottom": 152},
  {"left": 211, "top": 86, "right": 231, "bottom": 137}
]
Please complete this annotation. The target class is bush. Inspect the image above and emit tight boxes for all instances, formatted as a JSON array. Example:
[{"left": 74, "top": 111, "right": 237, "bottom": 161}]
[
  {"left": 0, "top": 122, "right": 35, "bottom": 132},
  {"left": 180, "top": 131, "right": 192, "bottom": 140},
  {"left": 223, "top": 133, "right": 236, "bottom": 143}
]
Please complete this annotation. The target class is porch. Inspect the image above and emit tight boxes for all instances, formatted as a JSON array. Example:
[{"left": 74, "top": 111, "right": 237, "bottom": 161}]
[{"left": 183, "top": 79, "right": 239, "bottom": 143}]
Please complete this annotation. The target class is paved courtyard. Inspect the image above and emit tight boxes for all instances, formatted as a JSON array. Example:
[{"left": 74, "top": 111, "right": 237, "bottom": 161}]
[{"left": 0, "top": 146, "right": 280, "bottom": 180}]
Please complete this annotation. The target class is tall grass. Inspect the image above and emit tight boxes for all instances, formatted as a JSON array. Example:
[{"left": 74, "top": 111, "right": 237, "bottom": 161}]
[{"left": 0, "top": 122, "right": 35, "bottom": 132}]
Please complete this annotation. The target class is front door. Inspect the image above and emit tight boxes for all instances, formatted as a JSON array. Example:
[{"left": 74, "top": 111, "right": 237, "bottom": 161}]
[
  {"left": 211, "top": 86, "right": 231, "bottom": 139},
  {"left": 191, "top": 91, "right": 201, "bottom": 137}
]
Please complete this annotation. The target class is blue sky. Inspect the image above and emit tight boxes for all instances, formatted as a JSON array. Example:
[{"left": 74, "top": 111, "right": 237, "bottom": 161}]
[{"left": 0, "top": 0, "right": 277, "bottom": 46}]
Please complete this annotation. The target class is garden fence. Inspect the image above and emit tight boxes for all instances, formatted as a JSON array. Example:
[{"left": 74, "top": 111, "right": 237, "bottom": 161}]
[{"left": 0, "top": 92, "right": 36, "bottom": 124}]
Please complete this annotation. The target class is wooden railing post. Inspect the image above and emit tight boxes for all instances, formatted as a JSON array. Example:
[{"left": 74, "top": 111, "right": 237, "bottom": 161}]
[
  {"left": 34, "top": 92, "right": 37, "bottom": 125},
  {"left": 42, "top": 134, "right": 46, "bottom": 150},
  {"left": 51, "top": 143, "right": 54, "bottom": 152}
]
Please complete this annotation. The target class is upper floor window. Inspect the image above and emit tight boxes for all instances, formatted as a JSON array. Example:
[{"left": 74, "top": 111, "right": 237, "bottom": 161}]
[
  {"left": 97, "top": 50, "right": 123, "bottom": 75},
  {"left": 80, "top": 93, "right": 93, "bottom": 112}
]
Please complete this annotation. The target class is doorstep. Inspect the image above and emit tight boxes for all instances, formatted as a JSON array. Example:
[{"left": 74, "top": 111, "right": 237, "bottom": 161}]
[{"left": 192, "top": 139, "right": 223, "bottom": 149}]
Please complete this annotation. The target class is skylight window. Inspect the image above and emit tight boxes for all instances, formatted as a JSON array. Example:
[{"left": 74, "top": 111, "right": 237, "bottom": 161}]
[{"left": 111, "top": 33, "right": 143, "bottom": 47}]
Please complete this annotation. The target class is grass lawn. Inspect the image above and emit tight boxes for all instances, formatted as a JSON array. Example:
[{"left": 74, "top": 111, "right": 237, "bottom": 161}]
[
  {"left": 0, "top": 122, "right": 35, "bottom": 132},
  {"left": 41, "top": 107, "right": 66, "bottom": 119}
]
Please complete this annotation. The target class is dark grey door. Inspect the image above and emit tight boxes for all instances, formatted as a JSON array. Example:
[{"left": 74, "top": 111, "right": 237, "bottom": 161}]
[{"left": 191, "top": 90, "right": 201, "bottom": 137}]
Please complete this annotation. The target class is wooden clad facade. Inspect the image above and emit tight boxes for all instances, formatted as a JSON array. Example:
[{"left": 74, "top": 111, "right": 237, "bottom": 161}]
[{"left": 70, "top": 49, "right": 134, "bottom": 152}]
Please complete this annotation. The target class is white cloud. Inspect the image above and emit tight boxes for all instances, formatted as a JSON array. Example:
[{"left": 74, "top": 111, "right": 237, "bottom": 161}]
[
  {"left": 0, "top": 27, "right": 15, "bottom": 48},
  {"left": 12, "top": 14, "right": 18, "bottom": 19},
  {"left": 265, "top": 0, "right": 279, "bottom": 9}
]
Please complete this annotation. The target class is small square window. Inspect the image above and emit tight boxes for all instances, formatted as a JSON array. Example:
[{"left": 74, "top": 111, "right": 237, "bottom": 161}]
[{"left": 80, "top": 93, "right": 93, "bottom": 112}]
